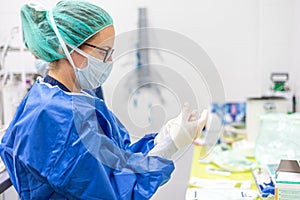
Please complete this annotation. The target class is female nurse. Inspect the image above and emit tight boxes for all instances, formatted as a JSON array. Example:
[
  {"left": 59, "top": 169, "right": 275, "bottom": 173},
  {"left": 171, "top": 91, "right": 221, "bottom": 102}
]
[{"left": 0, "top": 0, "right": 207, "bottom": 199}]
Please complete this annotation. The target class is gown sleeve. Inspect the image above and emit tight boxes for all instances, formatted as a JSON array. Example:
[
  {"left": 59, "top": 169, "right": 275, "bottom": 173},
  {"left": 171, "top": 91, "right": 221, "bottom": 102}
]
[
  {"left": 109, "top": 112, "right": 159, "bottom": 155},
  {"left": 45, "top": 96, "right": 175, "bottom": 200}
]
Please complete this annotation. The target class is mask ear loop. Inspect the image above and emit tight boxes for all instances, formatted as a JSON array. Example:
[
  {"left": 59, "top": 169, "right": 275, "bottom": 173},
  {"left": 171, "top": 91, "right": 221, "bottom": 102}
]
[{"left": 48, "top": 8, "right": 76, "bottom": 69}]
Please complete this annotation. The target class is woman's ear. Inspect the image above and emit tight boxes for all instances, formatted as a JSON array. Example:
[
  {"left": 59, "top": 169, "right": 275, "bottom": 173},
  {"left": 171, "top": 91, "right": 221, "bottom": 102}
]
[{"left": 32, "top": 53, "right": 39, "bottom": 59}]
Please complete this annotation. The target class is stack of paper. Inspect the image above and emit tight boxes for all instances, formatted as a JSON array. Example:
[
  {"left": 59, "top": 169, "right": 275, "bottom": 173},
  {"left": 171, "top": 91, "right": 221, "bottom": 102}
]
[
  {"left": 275, "top": 160, "right": 300, "bottom": 200},
  {"left": 187, "top": 177, "right": 258, "bottom": 200}
]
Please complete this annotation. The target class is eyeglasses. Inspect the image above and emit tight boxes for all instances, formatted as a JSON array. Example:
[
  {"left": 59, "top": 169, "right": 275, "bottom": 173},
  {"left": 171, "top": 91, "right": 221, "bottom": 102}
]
[{"left": 83, "top": 43, "right": 114, "bottom": 63}]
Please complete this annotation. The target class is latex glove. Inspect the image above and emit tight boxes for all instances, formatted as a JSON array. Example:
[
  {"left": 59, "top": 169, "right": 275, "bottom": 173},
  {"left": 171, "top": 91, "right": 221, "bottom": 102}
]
[
  {"left": 155, "top": 118, "right": 176, "bottom": 145},
  {"left": 148, "top": 134, "right": 178, "bottom": 160},
  {"left": 168, "top": 103, "right": 208, "bottom": 149},
  {"left": 154, "top": 109, "right": 198, "bottom": 145}
]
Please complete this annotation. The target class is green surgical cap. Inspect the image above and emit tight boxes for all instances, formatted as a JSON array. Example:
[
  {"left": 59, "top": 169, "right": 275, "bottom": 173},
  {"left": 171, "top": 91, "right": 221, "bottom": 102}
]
[{"left": 21, "top": 0, "right": 113, "bottom": 62}]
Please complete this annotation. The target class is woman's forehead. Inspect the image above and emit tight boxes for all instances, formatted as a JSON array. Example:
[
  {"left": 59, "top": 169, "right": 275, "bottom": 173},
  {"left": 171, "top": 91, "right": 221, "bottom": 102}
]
[{"left": 87, "top": 25, "right": 115, "bottom": 47}]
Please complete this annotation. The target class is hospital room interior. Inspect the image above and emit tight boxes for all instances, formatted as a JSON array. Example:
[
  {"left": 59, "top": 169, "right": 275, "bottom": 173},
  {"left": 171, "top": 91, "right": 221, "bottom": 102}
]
[{"left": 0, "top": 0, "right": 300, "bottom": 199}]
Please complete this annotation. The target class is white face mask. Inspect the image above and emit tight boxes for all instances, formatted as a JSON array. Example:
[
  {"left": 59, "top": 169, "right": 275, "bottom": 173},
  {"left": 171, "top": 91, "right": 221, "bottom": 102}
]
[
  {"left": 34, "top": 59, "right": 49, "bottom": 77},
  {"left": 68, "top": 44, "right": 113, "bottom": 90}
]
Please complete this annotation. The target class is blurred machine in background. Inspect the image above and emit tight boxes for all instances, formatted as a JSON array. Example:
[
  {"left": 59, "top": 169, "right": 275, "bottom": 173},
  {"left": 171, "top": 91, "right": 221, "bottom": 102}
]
[
  {"left": 265, "top": 73, "right": 295, "bottom": 113},
  {"left": 0, "top": 26, "right": 35, "bottom": 127},
  {"left": 246, "top": 96, "right": 287, "bottom": 145},
  {"left": 245, "top": 73, "right": 293, "bottom": 155}
]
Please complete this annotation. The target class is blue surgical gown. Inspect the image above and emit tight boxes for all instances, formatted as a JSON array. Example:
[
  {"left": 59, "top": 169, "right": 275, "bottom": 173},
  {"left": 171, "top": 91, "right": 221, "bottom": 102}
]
[{"left": 0, "top": 78, "right": 174, "bottom": 200}]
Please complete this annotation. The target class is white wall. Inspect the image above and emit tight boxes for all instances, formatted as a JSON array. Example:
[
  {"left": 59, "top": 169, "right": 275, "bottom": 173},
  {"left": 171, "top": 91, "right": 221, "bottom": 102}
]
[
  {"left": 0, "top": 0, "right": 23, "bottom": 47},
  {"left": 292, "top": 0, "right": 300, "bottom": 112},
  {"left": 257, "top": 0, "right": 300, "bottom": 111},
  {"left": 1, "top": 0, "right": 299, "bottom": 104},
  {"left": 106, "top": 0, "right": 262, "bottom": 101},
  {"left": 259, "top": 0, "right": 295, "bottom": 107}
]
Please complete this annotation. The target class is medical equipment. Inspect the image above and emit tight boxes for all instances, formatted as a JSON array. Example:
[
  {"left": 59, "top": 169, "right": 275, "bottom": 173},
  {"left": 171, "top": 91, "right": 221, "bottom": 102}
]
[
  {"left": 125, "top": 7, "right": 166, "bottom": 126},
  {"left": 252, "top": 167, "right": 275, "bottom": 198},
  {"left": 0, "top": 26, "right": 36, "bottom": 127},
  {"left": 265, "top": 73, "right": 295, "bottom": 113},
  {"left": 66, "top": 44, "right": 113, "bottom": 89},
  {"left": 270, "top": 73, "right": 289, "bottom": 92},
  {"left": 200, "top": 144, "right": 257, "bottom": 172},
  {"left": 246, "top": 96, "right": 287, "bottom": 145},
  {"left": 275, "top": 160, "right": 300, "bottom": 200},
  {"left": 255, "top": 113, "right": 300, "bottom": 165}
]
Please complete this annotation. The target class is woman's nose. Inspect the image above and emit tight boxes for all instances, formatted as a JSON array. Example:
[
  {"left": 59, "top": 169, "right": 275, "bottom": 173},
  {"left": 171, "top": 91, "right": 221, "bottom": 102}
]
[{"left": 107, "top": 55, "right": 113, "bottom": 62}]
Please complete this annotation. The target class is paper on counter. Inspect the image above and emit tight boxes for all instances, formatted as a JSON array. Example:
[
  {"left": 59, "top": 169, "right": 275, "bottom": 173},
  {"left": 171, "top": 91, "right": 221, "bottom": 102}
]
[
  {"left": 185, "top": 188, "right": 258, "bottom": 200},
  {"left": 189, "top": 177, "right": 251, "bottom": 189}
]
